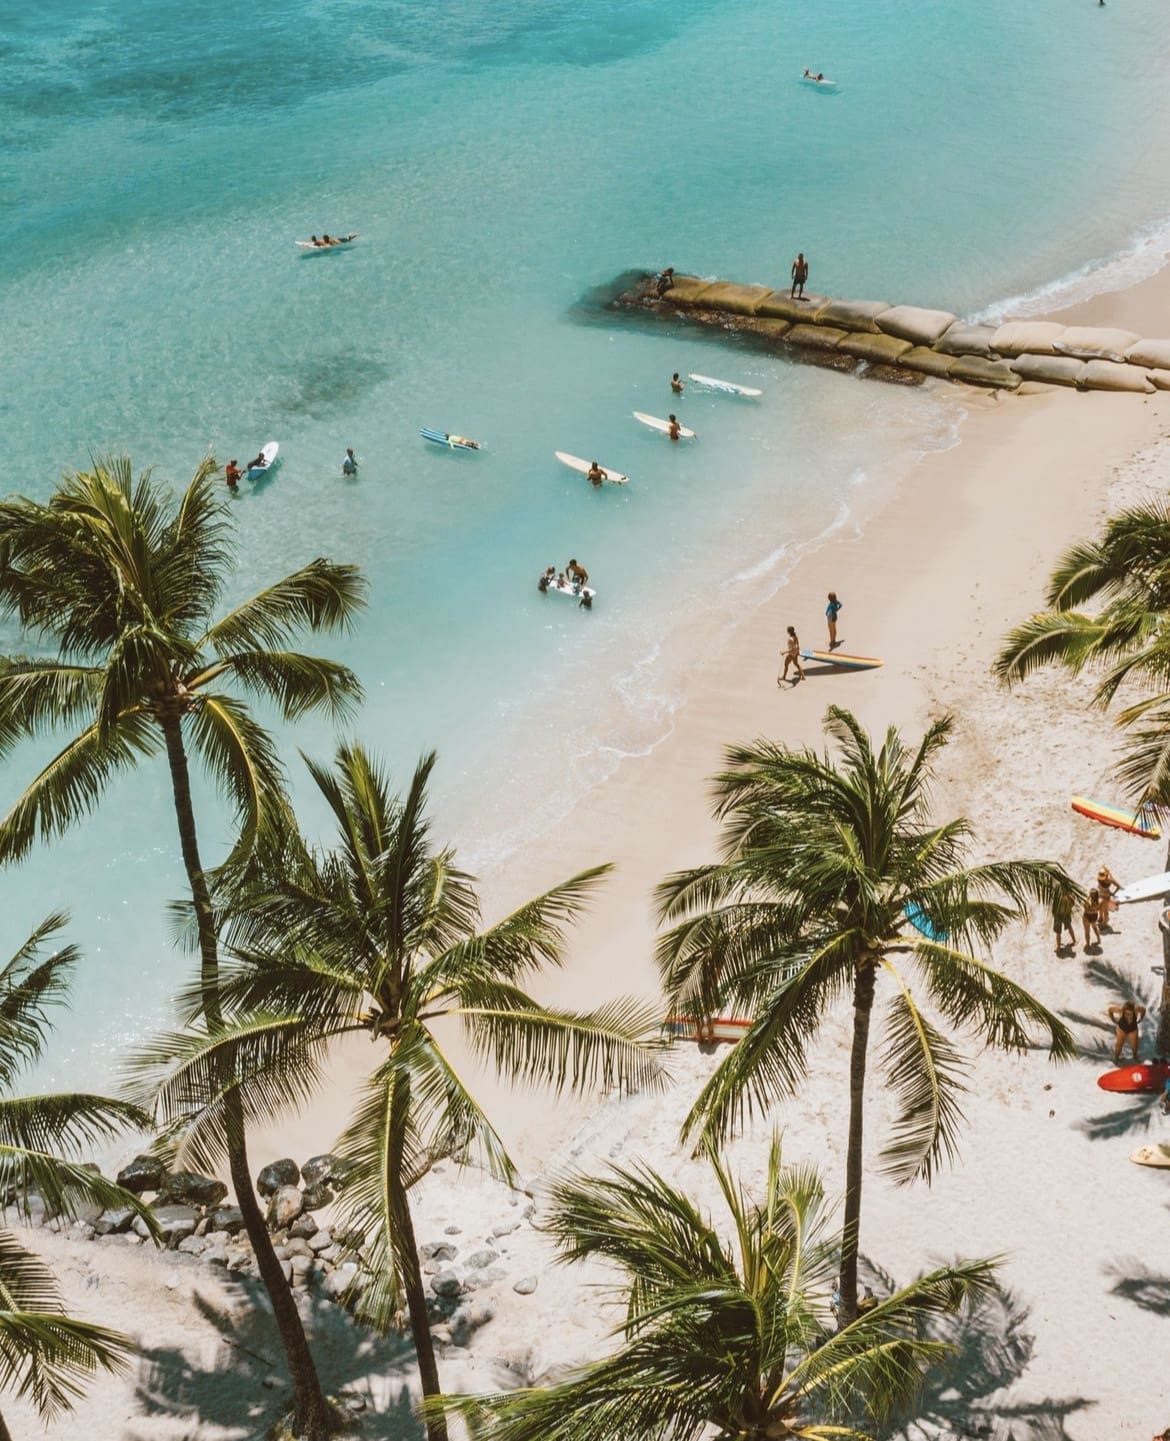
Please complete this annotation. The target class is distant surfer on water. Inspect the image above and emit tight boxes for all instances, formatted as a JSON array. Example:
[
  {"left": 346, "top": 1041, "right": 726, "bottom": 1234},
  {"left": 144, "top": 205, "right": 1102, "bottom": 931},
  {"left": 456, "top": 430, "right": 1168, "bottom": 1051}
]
[
  {"left": 671, "top": 372, "right": 685, "bottom": 394},
  {"left": 342, "top": 447, "right": 358, "bottom": 475},
  {"left": 667, "top": 414, "right": 682, "bottom": 440},
  {"left": 586, "top": 461, "right": 607, "bottom": 488}
]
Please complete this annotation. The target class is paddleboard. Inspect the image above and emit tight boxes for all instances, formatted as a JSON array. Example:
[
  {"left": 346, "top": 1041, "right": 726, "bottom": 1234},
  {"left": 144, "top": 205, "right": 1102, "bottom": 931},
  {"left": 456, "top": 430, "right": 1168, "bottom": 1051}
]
[
  {"left": 687, "top": 373, "right": 763, "bottom": 398},
  {"left": 295, "top": 233, "right": 358, "bottom": 250},
  {"left": 800, "top": 649, "right": 883, "bottom": 671},
  {"left": 246, "top": 441, "right": 279, "bottom": 478},
  {"left": 1096, "top": 1061, "right": 1170, "bottom": 1094},
  {"left": 420, "top": 428, "right": 482, "bottom": 451},
  {"left": 1115, "top": 871, "right": 1170, "bottom": 904},
  {"left": 664, "top": 1016, "right": 751, "bottom": 1044},
  {"left": 633, "top": 411, "right": 696, "bottom": 439},
  {"left": 1130, "top": 1144, "right": 1170, "bottom": 1169},
  {"left": 800, "top": 74, "right": 839, "bottom": 90},
  {"left": 904, "top": 903, "right": 947, "bottom": 942},
  {"left": 1070, "top": 796, "right": 1161, "bottom": 840},
  {"left": 554, "top": 452, "right": 628, "bottom": 485}
]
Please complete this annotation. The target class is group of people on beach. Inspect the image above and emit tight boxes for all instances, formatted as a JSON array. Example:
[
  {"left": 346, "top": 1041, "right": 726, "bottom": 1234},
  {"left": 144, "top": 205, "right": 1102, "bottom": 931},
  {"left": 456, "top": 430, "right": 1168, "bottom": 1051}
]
[
  {"left": 777, "top": 593, "right": 842, "bottom": 686},
  {"left": 1052, "top": 865, "right": 1121, "bottom": 955}
]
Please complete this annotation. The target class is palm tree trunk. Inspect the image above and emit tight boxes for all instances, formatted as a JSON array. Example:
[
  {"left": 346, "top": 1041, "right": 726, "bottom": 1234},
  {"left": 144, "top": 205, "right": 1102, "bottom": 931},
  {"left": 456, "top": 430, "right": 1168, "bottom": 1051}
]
[
  {"left": 0, "top": 1403, "right": 12, "bottom": 1441},
  {"left": 839, "top": 959, "right": 877, "bottom": 1325},
  {"left": 1157, "top": 840, "right": 1170, "bottom": 1061},
  {"left": 388, "top": 1142, "right": 447, "bottom": 1441},
  {"left": 160, "top": 716, "right": 333, "bottom": 1441}
]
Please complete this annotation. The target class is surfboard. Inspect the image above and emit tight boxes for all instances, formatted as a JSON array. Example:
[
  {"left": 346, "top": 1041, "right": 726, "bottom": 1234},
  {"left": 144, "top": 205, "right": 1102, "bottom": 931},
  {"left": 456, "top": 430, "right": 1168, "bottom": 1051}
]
[
  {"left": 663, "top": 1016, "right": 751, "bottom": 1044},
  {"left": 904, "top": 903, "right": 947, "bottom": 942},
  {"left": 420, "top": 428, "right": 482, "bottom": 451},
  {"left": 554, "top": 452, "right": 628, "bottom": 485},
  {"left": 687, "top": 373, "right": 763, "bottom": 398},
  {"left": 1070, "top": 796, "right": 1161, "bottom": 840},
  {"left": 1130, "top": 1144, "right": 1170, "bottom": 1168},
  {"left": 1096, "top": 1061, "right": 1170, "bottom": 1093},
  {"left": 246, "top": 441, "right": 279, "bottom": 478},
  {"left": 540, "top": 576, "right": 596, "bottom": 604},
  {"left": 800, "top": 649, "right": 883, "bottom": 671},
  {"left": 633, "top": 411, "right": 696, "bottom": 439},
  {"left": 1115, "top": 871, "right": 1170, "bottom": 904},
  {"left": 800, "top": 74, "right": 838, "bottom": 90},
  {"left": 295, "top": 233, "right": 358, "bottom": 250}
]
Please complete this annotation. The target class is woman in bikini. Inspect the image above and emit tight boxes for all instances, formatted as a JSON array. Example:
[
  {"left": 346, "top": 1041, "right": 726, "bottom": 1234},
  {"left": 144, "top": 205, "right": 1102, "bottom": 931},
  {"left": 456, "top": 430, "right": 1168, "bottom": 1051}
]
[
  {"left": 779, "top": 625, "right": 805, "bottom": 686},
  {"left": 1108, "top": 998, "right": 1145, "bottom": 1063}
]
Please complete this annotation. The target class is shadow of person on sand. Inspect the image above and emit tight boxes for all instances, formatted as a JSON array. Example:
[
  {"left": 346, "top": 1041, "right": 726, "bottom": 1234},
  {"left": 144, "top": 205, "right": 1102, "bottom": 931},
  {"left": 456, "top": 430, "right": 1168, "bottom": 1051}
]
[
  {"left": 861, "top": 1261, "right": 1095, "bottom": 1441},
  {"left": 125, "top": 1273, "right": 423, "bottom": 1441}
]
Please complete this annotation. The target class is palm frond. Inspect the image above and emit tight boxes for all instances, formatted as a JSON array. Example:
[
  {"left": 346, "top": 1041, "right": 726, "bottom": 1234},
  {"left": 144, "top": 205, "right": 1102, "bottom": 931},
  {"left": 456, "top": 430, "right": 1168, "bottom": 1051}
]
[
  {"left": 0, "top": 916, "right": 76, "bottom": 1089},
  {"left": 184, "top": 692, "right": 288, "bottom": 866},
  {"left": 193, "top": 650, "right": 361, "bottom": 724},
  {"left": 200, "top": 559, "right": 367, "bottom": 655}
]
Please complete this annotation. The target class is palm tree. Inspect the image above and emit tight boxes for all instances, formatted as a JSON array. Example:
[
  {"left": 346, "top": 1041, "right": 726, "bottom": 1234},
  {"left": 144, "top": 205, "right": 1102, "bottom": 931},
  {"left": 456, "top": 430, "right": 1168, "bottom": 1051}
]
[
  {"left": 995, "top": 499, "right": 1170, "bottom": 1058},
  {"left": 0, "top": 457, "right": 366, "bottom": 1439},
  {"left": 655, "top": 707, "right": 1075, "bottom": 1324},
  {"left": 130, "top": 745, "right": 666, "bottom": 1441},
  {"left": 0, "top": 914, "right": 156, "bottom": 1441},
  {"left": 430, "top": 1135, "right": 998, "bottom": 1441}
]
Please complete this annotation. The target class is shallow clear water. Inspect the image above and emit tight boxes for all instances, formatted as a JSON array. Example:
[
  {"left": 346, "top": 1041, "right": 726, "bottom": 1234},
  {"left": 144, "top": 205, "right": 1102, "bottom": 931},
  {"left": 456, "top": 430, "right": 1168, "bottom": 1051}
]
[{"left": 2, "top": 0, "right": 1170, "bottom": 1080}]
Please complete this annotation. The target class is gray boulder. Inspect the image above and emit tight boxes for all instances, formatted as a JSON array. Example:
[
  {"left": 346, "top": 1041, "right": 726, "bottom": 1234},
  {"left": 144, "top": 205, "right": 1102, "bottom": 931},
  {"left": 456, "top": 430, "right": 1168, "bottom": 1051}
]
[
  {"left": 289, "top": 1212, "right": 319, "bottom": 1240},
  {"left": 422, "top": 1242, "right": 458, "bottom": 1262},
  {"left": 161, "top": 1171, "right": 228, "bottom": 1209},
  {"left": 94, "top": 1206, "right": 136, "bottom": 1236},
  {"left": 135, "top": 1204, "right": 199, "bottom": 1247},
  {"left": 300, "top": 1154, "right": 339, "bottom": 1187},
  {"left": 301, "top": 1182, "right": 334, "bottom": 1211},
  {"left": 308, "top": 1228, "right": 333, "bottom": 1253},
  {"left": 267, "top": 1185, "right": 304, "bottom": 1230},
  {"left": 323, "top": 1262, "right": 361, "bottom": 1301},
  {"left": 431, "top": 1271, "right": 462, "bottom": 1298},
  {"left": 467, "top": 1249, "right": 499, "bottom": 1269},
  {"left": 116, "top": 1155, "right": 166, "bottom": 1195},
  {"left": 513, "top": 1276, "right": 538, "bottom": 1295},
  {"left": 256, "top": 1159, "right": 300, "bottom": 1197},
  {"left": 208, "top": 1205, "right": 245, "bottom": 1235}
]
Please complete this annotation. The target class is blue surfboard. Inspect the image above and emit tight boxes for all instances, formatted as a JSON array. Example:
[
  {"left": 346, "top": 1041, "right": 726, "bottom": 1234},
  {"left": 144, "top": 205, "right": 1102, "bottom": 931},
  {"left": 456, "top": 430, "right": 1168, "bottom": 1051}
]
[
  {"left": 420, "top": 428, "right": 481, "bottom": 451},
  {"left": 904, "top": 903, "right": 947, "bottom": 941}
]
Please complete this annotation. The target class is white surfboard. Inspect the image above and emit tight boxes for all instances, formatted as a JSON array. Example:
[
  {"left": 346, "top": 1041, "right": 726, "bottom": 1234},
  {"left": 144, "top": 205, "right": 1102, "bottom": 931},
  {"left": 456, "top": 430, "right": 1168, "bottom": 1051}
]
[
  {"left": 1115, "top": 871, "right": 1170, "bottom": 904},
  {"left": 688, "top": 373, "right": 763, "bottom": 397},
  {"left": 554, "top": 451, "right": 628, "bottom": 485},
  {"left": 247, "top": 441, "right": 279, "bottom": 478},
  {"left": 633, "top": 411, "right": 696, "bottom": 439},
  {"left": 540, "top": 576, "right": 597, "bottom": 603}
]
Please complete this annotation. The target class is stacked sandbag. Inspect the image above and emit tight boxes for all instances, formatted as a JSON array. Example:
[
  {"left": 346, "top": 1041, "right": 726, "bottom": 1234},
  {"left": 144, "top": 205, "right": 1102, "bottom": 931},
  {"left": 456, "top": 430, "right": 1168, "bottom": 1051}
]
[
  {"left": 691, "top": 281, "right": 773, "bottom": 315},
  {"left": 991, "top": 321, "right": 1066, "bottom": 356},
  {"left": 1008, "top": 353, "right": 1086, "bottom": 387},
  {"left": 1079, "top": 360, "right": 1154, "bottom": 393},
  {"left": 786, "top": 323, "right": 848, "bottom": 352},
  {"left": 814, "top": 299, "right": 892, "bottom": 333},
  {"left": 899, "top": 347, "right": 959, "bottom": 379},
  {"left": 756, "top": 291, "right": 822, "bottom": 323},
  {"left": 838, "top": 332, "right": 913, "bottom": 364},
  {"left": 935, "top": 323, "right": 998, "bottom": 357},
  {"left": 876, "top": 305, "right": 958, "bottom": 346},
  {"left": 1052, "top": 326, "right": 1139, "bottom": 362}
]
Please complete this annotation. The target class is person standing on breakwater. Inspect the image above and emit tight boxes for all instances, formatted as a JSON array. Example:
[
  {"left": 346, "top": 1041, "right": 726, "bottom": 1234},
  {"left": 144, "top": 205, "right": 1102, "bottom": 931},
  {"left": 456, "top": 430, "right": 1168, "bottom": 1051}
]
[
  {"left": 655, "top": 267, "right": 675, "bottom": 298},
  {"left": 779, "top": 625, "right": 805, "bottom": 686},
  {"left": 791, "top": 251, "right": 809, "bottom": 299},
  {"left": 671, "top": 372, "right": 685, "bottom": 394},
  {"left": 825, "top": 591, "right": 842, "bottom": 648}
]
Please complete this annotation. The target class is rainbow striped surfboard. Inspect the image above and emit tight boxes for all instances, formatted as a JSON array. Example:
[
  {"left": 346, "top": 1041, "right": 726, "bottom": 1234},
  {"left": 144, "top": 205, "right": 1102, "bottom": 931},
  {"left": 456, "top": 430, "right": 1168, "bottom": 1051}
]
[
  {"left": 663, "top": 1016, "right": 751, "bottom": 1044},
  {"left": 1070, "top": 796, "right": 1161, "bottom": 840}
]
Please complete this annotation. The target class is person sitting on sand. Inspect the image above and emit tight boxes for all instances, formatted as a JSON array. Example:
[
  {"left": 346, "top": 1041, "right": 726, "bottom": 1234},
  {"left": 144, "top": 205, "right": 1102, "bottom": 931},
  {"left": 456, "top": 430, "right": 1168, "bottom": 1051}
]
[
  {"left": 586, "top": 461, "right": 606, "bottom": 488},
  {"left": 1081, "top": 887, "right": 1103, "bottom": 950},
  {"left": 1096, "top": 864, "right": 1121, "bottom": 915},
  {"left": 779, "top": 625, "right": 805, "bottom": 686},
  {"left": 567, "top": 558, "right": 589, "bottom": 587},
  {"left": 225, "top": 459, "right": 242, "bottom": 488},
  {"left": 671, "top": 372, "right": 685, "bottom": 394},
  {"left": 1051, "top": 891, "right": 1076, "bottom": 953},
  {"left": 342, "top": 447, "right": 358, "bottom": 476},
  {"left": 655, "top": 267, "right": 675, "bottom": 298},
  {"left": 1108, "top": 999, "right": 1145, "bottom": 1062},
  {"left": 668, "top": 414, "right": 682, "bottom": 440}
]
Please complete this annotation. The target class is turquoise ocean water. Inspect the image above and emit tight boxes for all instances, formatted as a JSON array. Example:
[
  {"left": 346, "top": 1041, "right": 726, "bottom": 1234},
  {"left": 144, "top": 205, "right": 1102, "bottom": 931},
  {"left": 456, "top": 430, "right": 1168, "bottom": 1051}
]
[{"left": 3, "top": 0, "right": 1170, "bottom": 1080}]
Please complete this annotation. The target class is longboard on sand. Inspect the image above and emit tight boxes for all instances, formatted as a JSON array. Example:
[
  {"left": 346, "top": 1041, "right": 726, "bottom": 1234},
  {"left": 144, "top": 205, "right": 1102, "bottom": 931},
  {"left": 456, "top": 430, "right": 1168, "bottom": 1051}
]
[
  {"left": 800, "top": 648, "right": 883, "bottom": 672},
  {"left": 554, "top": 451, "right": 628, "bottom": 485},
  {"left": 1096, "top": 1061, "right": 1170, "bottom": 1093},
  {"left": 1115, "top": 871, "right": 1170, "bottom": 904},
  {"left": 633, "top": 411, "right": 696, "bottom": 439},
  {"left": 687, "top": 373, "right": 763, "bottom": 397},
  {"left": 664, "top": 1016, "right": 750, "bottom": 1044},
  {"left": 247, "top": 441, "right": 279, "bottom": 478},
  {"left": 1071, "top": 796, "right": 1161, "bottom": 840},
  {"left": 1131, "top": 1144, "right": 1170, "bottom": 1168},
  {"left": 420, "top": 428, "right": 482, "bottom": 451}
]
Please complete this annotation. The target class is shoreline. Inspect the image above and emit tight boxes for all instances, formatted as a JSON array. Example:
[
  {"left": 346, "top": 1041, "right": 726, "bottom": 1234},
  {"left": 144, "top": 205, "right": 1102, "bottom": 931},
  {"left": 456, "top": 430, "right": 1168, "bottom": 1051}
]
[{"left": 13, "top": 254, "right": 1170, "bottom": 1436}]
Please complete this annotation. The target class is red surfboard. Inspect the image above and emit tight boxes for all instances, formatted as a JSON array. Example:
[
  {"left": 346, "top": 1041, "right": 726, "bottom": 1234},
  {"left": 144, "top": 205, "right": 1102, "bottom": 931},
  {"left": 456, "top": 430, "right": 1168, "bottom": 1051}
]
[{"left": 1097, "top": 1061, "right": 1170, "bottom": 1093}]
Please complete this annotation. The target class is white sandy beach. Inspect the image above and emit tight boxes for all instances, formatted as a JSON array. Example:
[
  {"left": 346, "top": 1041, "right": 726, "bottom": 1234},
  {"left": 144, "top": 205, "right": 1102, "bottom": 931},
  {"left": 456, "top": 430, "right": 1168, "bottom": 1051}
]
[{"left": 10, "top": 274, "right": 1170, "bottom": 1440}]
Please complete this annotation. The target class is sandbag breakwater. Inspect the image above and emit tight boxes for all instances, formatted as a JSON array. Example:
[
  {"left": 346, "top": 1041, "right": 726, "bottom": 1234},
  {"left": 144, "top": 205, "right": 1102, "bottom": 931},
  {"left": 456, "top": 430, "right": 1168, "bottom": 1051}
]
[{"left": 614, "top": 272, "right": 1170, "bottom": 394}]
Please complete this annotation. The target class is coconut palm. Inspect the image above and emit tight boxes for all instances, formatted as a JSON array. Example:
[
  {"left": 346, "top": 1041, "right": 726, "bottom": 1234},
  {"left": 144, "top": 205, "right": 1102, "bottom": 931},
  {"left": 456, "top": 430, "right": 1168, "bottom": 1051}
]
[
  {"left": 129, "top": 745, "right": 666, "bottom": 1441},
  {"left": 655, "top": 707, "right": 1075, "bottom": 1324},
  {"left": 995, "top": 499, "right": 1170, "bottom": 1058},
  {"left": 430, "top": 1135, "right": 997, "bottom": 1441},
  {"left": 0, "top": 913, "right": 155, "bottom": 1440},
  {"left": 0, "top": 457, "right": 366, "bottom": 1439}
]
